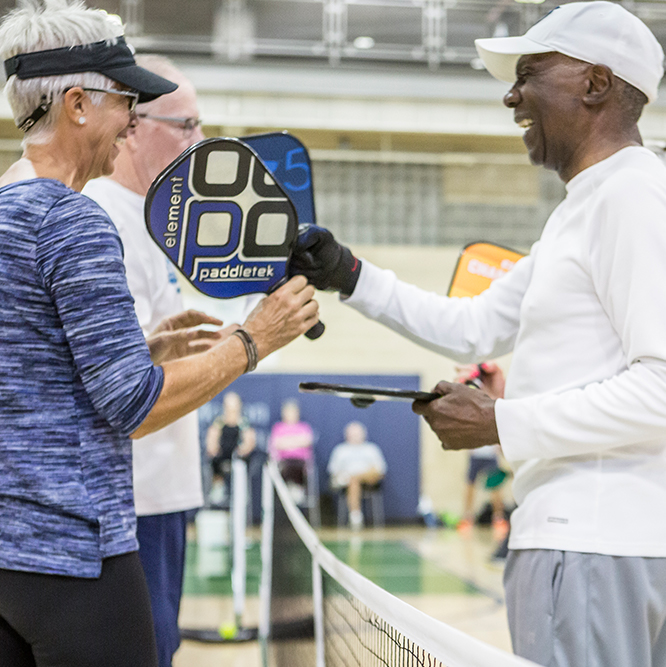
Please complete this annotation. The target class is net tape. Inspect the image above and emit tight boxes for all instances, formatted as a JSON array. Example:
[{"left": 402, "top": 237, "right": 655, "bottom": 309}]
[{"left": 263, "top": 461, "right": 538, "bottom": 667}]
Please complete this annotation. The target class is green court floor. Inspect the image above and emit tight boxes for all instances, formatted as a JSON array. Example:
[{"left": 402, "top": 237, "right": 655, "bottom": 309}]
[{"left": 183, "top": 539, "right": 480, "bottom": 597}]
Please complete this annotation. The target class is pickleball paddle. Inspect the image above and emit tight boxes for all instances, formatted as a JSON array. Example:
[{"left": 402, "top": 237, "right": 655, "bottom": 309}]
[
  {"left": 299, "top": 381, "right": 439, "bottom": 408},
  {"left": 145, "top": 137, "right": 324, "bottom": 339}
]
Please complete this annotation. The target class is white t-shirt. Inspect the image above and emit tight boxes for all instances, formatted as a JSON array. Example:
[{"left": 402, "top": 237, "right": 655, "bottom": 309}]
[
  {"left": 346, "top": 146, "right": 666, "bottom": 557},
  {"left": 327, "top": 442, "right": 387, "bottom": 487},
  {"left": 83, "top": 178, "right": 204, "bottom": 516}
]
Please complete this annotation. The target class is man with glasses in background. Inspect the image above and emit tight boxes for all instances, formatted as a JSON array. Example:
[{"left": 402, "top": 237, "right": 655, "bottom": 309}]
[{"left": 84, "top": 56, "right": 209, "bottom": 667}]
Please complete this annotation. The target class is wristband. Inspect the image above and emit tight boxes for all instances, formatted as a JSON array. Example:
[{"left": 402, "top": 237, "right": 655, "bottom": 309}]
[
  {"left": 233, "top": 328, "right": 258, "bottom": 373},
  {"left": 337, "top": 246, "right": 361, "bottom": 297}
]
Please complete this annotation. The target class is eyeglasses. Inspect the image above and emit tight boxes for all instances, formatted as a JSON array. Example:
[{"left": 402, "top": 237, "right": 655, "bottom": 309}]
[
  {"left": 81, "top": 87, "right": 139, "bottom": 114},
  {"left": 136, "top": 113, "right": 202, "bottom": 136},
  {"left": 17, "top": 87, "right": 139, "bottom": 133}
]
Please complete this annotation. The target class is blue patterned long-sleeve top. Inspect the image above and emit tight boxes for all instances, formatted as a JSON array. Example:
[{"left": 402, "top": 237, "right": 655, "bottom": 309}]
[{"left": 0, "top": 179, "right": 164, "bottom": 578}]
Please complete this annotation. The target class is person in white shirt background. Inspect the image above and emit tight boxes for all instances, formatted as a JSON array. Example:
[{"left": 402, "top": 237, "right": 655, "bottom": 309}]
[
  {"left": 328, "top": 421, "right": 387, "bottom": 529},
  {"left": 288, "top": 3, "right": 666, "bottom": 665},
  {"left": 84, "top": 56, "right": 217, "bottom": 667}
]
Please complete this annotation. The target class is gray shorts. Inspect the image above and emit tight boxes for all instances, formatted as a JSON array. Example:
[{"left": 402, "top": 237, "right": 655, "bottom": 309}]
[{"left": 504, "top": 549, "right": 666, "bottom": 667}]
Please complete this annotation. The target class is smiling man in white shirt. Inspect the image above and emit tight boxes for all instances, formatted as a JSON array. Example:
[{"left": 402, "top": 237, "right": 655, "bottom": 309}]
[{"left": 287, "top": 3, "right": 666, "bottom": 665}]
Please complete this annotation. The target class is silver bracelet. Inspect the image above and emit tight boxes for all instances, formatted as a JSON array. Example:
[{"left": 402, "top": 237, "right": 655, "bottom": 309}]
[{"left": 233, "top": 328, "right": 258, "bottom": 373}]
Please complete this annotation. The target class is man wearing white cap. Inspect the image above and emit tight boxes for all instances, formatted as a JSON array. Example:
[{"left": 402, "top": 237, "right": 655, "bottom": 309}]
[{"left": 287, "top": 2, "right": 666, "bottom": 664}]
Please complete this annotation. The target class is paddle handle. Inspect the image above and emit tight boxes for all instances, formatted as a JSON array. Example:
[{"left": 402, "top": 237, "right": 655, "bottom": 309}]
[
  {"left": 270, "top": 276, "right": 324, "bottom": 341},
  {"left": 304, "top": 320, "right": 325, "bottom": 340}
]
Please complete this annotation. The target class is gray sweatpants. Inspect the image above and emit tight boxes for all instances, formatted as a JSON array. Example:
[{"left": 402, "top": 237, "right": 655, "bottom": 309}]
[{"left": 504, "top": 549, "right": 666, "bottom": 667}]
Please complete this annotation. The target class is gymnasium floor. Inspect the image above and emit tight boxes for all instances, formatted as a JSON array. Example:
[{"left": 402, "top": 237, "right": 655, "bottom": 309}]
[{"left": 173, "top": 524, "right": 511, "bottom": 667}]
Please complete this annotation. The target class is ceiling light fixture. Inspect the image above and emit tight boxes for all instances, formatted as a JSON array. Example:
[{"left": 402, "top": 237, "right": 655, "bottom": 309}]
[{"left": 353, "top": 36, "right": 375, "bottom": 50}]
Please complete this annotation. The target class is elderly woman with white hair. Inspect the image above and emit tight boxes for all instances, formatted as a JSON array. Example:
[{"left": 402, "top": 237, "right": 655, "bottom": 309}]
[{"left": 0, "top": 1, "right": 318, "bottom": 665}]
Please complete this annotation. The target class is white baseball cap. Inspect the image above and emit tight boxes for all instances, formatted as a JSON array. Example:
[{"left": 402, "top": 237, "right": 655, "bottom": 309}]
[{"left": 475, "top": 1, "right": 664, "bottom": 103}]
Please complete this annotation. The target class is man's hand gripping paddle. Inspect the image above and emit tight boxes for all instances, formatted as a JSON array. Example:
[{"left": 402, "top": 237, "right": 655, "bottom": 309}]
[
  {"left": 244, "top": 134, "right": 361, "bottom": 298},
  {"left": 145, "top": 137, "right": 324, "bottom": 340}
]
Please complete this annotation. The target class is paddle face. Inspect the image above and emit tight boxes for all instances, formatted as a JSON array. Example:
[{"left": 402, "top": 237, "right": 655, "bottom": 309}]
[
  {"left": 145, "top": 138, "right": 298, "bottom": 299},
  {"left": 447, "top": 242, "right": 525, "bottom": 298},
  {"left": 241, "top": 132, "right": 316, "bottom": 225}
]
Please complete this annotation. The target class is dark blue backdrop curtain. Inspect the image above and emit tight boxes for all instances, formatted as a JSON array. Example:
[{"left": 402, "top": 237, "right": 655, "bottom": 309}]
[{"left": 198, "top": 373, "right": 421, "bottom": 521}]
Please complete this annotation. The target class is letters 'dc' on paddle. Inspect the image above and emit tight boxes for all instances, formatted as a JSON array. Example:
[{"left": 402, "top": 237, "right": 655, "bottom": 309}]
[{"left": 145, "top": 138, "right": 298, "bottom": 299}]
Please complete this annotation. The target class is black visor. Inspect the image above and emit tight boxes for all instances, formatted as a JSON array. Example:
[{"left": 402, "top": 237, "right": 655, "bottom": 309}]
[{"left": 4, "top": 36, "right": 177, "bottom": 103}]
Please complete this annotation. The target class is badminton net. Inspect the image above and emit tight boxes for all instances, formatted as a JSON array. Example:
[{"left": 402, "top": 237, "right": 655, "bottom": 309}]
[{"left": 260, "top": 460, "right": 538, "bottom": 667}]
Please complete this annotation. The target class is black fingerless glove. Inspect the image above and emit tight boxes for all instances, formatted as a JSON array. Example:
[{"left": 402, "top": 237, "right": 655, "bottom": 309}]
[{"left": 289, "top": 224, "right": 361, "bottom": 297}]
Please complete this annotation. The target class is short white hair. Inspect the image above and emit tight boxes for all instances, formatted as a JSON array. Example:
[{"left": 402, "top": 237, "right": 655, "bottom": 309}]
[{"left": 0, "top": 0, "right": 125, "bottom": 145}]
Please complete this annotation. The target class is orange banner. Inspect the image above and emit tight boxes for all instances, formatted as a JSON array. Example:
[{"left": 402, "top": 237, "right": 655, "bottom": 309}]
[{"left": 447, "top": 242, "right": 525, "bottom": 298}]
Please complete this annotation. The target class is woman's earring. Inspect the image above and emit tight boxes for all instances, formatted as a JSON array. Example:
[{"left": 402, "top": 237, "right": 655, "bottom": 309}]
[{"left": 78, "top": 117, "right": 86, "bottom": 125}]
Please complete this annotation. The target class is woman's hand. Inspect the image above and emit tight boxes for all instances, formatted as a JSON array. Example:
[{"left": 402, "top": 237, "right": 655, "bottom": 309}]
[
  {"left": 147, "top": 310, "right": 235, "bottom": 364},
  {"left": 242, "top": 276, "right": 319, "bottom": 359},
  {"left": 132, "top": 282, "right": 318, "bottom": 438},
  {"left": 150, "top": 309, "right": 224, "bottom": 334}
]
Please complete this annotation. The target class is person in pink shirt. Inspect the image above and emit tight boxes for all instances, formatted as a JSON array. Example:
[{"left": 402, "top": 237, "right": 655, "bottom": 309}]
[{"left": 269, "top": 400, "right": 314, "bottom": 489}]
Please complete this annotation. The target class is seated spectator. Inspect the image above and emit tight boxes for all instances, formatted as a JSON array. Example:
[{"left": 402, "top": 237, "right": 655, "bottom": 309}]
[
  {"left": 269, "top": 399, "right": 314, "bottom": 489},
  {"left": 206, "top": 392, "right": 246, "bottom": 505},
  {"left": 328, "top": 422, "right": 386, "bottom": 529},
  {"left": 206, "top": 393, "right": 268, "bottom": 509}
]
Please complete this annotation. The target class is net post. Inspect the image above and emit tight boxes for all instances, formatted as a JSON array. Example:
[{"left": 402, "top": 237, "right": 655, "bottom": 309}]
[
  {"left": 231, "top": 456, "right": 248, "bottom": 627},
  {"left": 313, "top": 556, "right": 326, "bottom": 667},
  {"left": 259, "top": 463, "right": 274, "bottom": 642}
]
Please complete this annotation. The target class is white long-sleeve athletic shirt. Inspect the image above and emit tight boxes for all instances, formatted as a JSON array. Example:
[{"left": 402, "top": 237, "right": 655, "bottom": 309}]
[{"left": 346, "top": 146, "right": 666, "bottom": 556}]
